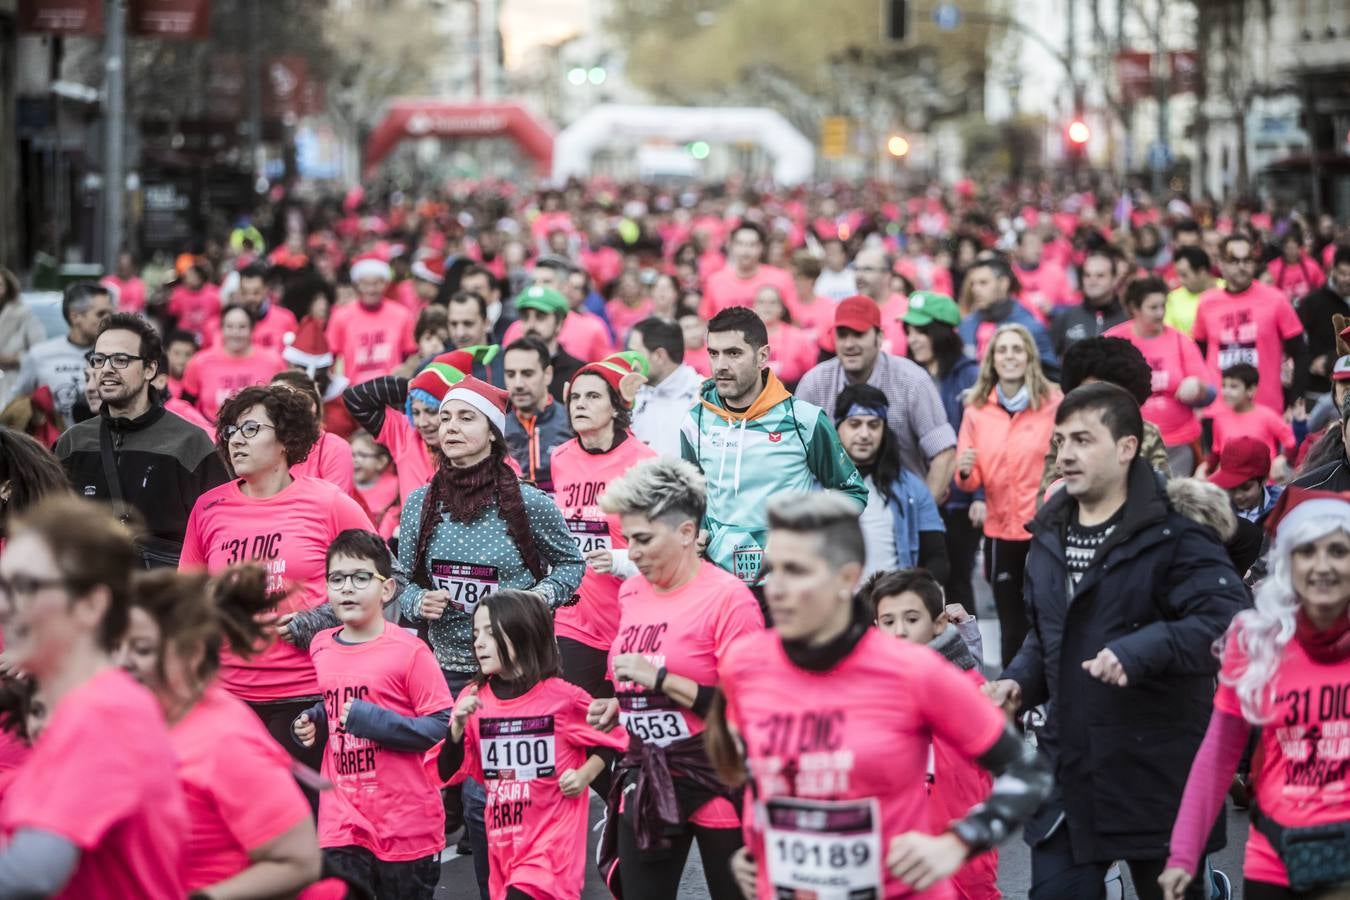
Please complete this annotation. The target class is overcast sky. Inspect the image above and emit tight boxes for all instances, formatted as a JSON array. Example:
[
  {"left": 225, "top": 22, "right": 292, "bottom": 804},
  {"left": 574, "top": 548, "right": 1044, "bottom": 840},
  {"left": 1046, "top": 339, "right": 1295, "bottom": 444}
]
[{"left": 500, "top": 0, "right": 589, "bottom": 67}]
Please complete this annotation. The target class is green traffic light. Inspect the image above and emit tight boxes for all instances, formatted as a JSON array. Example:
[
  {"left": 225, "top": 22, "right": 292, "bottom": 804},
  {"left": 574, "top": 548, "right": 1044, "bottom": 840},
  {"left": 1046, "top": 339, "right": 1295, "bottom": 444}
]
[{"left": 688, "top": 141, "right": 710, "bottom": 160}]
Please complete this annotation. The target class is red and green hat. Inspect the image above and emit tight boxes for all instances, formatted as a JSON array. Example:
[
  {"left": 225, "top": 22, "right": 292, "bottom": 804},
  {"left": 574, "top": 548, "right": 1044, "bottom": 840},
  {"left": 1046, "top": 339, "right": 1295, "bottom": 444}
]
[
  {"left": 405, "top": 345, "right": 500, "bottom": 423},
  {"left": 568, "top": 351, "right": 649, "bottom": 408}
]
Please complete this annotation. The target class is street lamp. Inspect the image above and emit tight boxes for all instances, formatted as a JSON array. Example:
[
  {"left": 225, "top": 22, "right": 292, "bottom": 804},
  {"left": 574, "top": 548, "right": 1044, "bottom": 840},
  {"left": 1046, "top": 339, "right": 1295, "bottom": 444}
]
[
  {"left": 887, "top": 135, "right": 910, "bottom": 157},
  {"left": 567, "top": 67, "right": 588, "bottom": 86}
]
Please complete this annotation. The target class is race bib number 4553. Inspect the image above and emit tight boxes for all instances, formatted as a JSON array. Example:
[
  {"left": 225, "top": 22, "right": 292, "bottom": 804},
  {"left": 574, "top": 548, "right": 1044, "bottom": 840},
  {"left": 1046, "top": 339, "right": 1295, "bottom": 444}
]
[
  {"left": 429, "top": 560, "right": 498, "bottom": 614},
  {"left": 479, "top": 716, "right": 556, "bottom": 781},
  {"left": 764, "top": 796, "right": 883, "bottom": 900},
  {"left": 618, "top": 691, "right": 691, "bottom": 747}
]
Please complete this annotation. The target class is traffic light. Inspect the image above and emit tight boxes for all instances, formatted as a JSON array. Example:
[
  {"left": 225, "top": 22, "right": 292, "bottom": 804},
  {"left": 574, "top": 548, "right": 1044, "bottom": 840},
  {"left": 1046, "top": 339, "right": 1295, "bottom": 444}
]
[
  {"left": 882, "top": 0, "right": 908, "bottom": 44},
  {"left": 1067, "top": 119, "right": 1090, "bottom": 147},
  {"left": 687, "top": 141, "right": 711, "bottom": 160}
]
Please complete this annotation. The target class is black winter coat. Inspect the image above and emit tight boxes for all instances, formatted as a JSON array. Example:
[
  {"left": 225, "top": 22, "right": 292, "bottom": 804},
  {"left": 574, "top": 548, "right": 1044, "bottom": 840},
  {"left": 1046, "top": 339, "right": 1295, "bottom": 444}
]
[{"left": 1004, "top": 459, "right": 1246, "bottom": 863}]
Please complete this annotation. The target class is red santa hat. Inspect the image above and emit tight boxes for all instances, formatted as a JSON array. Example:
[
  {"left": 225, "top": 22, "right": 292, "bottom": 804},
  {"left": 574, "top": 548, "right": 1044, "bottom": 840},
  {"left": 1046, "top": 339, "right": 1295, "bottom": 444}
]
[
  {"left": 439, "top": 376, "right": 509, "bottom": 434},
  {"left": 281, "top": 317, "right": 333, "bottom": 376},
  {"left": 411, "top": 254, "right": 446, "bottom": 285},
  {"left": 569, "top": 351, "right": 649, "bottom": 408},
  {"left": 349, "top": 252, "right": 392, "bottom": 283}
]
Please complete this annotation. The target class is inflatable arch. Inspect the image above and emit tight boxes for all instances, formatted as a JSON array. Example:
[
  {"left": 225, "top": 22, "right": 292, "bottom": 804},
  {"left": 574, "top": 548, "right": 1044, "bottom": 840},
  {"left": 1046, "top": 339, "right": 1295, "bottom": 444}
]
[{"left": 362, "top": 100, "right": 555, "bottom": 177}]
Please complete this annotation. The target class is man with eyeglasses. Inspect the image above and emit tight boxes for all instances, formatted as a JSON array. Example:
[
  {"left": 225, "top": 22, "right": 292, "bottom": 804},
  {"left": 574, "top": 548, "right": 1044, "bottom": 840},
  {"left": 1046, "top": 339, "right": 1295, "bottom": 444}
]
[
  {"left": 0, "top": 281, "right": 113, "bottom": 426},
  {"left": 1192, "top": 234, "right": 1307, "bottom": 416},
  {"left": 53, "top": 313, "right": 228, "bottom": 567}
]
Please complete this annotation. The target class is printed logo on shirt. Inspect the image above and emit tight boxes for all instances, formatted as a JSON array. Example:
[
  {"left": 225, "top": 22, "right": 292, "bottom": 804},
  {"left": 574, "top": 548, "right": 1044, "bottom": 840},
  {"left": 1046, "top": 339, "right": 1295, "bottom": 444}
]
[
  {"left": 429, "top": 560, "right": 498, "bottom": 614},
  {"left": 480, "top": 715, "right": 556, "bottom": 781},
  {"left": 324, "top": 682, "right": 379, "bottom": 781},
  {"left": 768, "top": 431, "right": 782, "bottom": 443},
  {"left": 213, "top": 372, "right": 260, "bottom": 410},
  {"left": 732, "top": 544, "right": 763, "bottom": 584},
  {"left": 355, "top": 331, "right": 392, "bottom": 368},
  {"left": 218, "top": 531, "right": 288, "bottom": 593},
  {"left": 752, "top": 710, "right": 856, "bottom": 796},
  {"left": 1275, "top": 680, "right": 1350, "bottom": 792},
  {"left": 1215, "top": 309, "right": 1259, "bottom": 369},
  {"left": 559, "top": 480, "right": 606, "bottom": 510}
]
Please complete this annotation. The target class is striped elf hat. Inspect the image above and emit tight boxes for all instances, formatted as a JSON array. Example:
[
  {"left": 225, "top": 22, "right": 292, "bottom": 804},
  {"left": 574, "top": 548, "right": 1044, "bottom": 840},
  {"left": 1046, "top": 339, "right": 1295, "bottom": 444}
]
[
  {"left": 404, "top": 345, "right": 500, "bottom": 423},
  {"left": 568, "top": 351, "right": 649, "bottom": 408}
]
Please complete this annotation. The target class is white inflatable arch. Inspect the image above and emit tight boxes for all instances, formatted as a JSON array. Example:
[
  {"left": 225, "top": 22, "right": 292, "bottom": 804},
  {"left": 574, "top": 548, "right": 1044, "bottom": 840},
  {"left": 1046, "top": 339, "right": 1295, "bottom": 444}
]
[{"left": 552, "top": 105, "right": 815, "bottom": 185}]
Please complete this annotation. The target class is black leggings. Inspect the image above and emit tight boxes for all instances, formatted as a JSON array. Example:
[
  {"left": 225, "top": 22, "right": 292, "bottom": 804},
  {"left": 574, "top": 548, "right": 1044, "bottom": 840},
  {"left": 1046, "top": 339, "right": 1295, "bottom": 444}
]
[
  {"left": 984, "top": 537, "right": 1031, "bottom": 668},
  {"left": 940, "top": 505, "right": 982, "bottom": 615},
  {"left": 247, "top": 694, "right": 325, "bottom": 812},
  {"left": 616, "top": 813, "right": 743, "bottom": 900},
  {"left": 557, "top": 636, "right": 615, "bottom": 797}
]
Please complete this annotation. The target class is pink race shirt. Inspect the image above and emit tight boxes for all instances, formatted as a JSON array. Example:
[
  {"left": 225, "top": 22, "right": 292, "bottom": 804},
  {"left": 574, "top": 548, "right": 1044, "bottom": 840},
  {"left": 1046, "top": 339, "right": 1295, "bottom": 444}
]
[
  {"left": 0, "top": 668, "right": 186, "bottom": 900},
  {"left": 180, "top": 475, "right": 371, "bottom": 700},
  {"left": 700, "top": 265, "right": 799, "bottom": 319},
  {"left": 1104, "top": 322, "right": 1212, "bottom": 446},
  {"left": 605, "top": 298, "right": 654, "bottom": 345},
  {"left": 1209, "top": 403, "right": 1296, "bottom": 458},
  {"left": 180, "top": 346, "right": 287, "bottom": 422},
  {"left": 550, "top": 435, "right": 658, "bottom": 650},
  {"left": 1215, "top": 632, "right": 1350, "bottom": 886},
  {"left": 292, "top": 430, "right": 356, "bottom": 497},
  {"left": 720, "top": 629, "right": 1006, "bottom": 899},
  {"left": 608, "top": 561, "right": 763, "bottom": 827},
  {"left": 103, "top": 275, "right": 146, "bottom": 313},
  {"left": 169, "top": 284, "right": 222, "bottom": 339},
  {"left": 327, "top": 301, "right": 417, "bottom": 384},
  {"left": 929, "top": 667, "right": 999, "bottom": 900},
  {"left": 453, "top": 678, "right": 630, "bottom": 900},
  {"left": 1192, "top": 284, "right": 1303, "bottom": 414},
  {"left": 201, "top": 303, "right": 299, "bottom": 355},
  {"left": 377, "top": 413, "right": 435, "bottom": 505},
  {"left": 311, "top": 623, "right": 454, "bottom": 861},
  {"left": 173, "top": 684, "right": 311, "bottom": 891},
  {"left": 766, "top": 323, "right": 822, "bottom": 385},
  {"left": 503, "top": 311, "right": 613, "bottom": 365}
]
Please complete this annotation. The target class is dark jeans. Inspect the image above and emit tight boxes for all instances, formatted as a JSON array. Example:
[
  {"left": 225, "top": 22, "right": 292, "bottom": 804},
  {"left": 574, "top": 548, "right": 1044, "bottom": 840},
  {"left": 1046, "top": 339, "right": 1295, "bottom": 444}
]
[
  {"left": 615, "top": 812, "right": 743, "bottom": 900},
  {"left": 557, "top": 636, "right": 615, "bottom": 797},
  {"left": 246, "top": 694, "right": 325, "bottom": 813},
  {"left": 941, "top": 505, "right": 982, "bottom": 615},
  {"left": 444, "top": 669, "right": 490, "bottom": 900},
  {"left": 323, "top": 845, "right": 440, "bottom": 900},
  {"left": 1029, "top": 825, "right": 1207, "bottom": 900},
  {"left": 984, "top": 537, "right": 1031, "bottom": 668},
  {"left": 1243, "top": 882, "right": 1325, "bottom": 899}
]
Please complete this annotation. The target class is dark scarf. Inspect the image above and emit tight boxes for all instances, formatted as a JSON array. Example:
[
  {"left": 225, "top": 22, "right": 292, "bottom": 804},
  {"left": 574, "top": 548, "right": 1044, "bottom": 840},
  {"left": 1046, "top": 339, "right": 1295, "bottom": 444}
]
[
  {"left": 440, "top": 454, "right": 498, "bottom": 523},
  {"left": 1295, "top": 608, "right": 1350, "bottom": 664},
  {"left": 781, "top": 597, "right": 871, "bottom": 672}
]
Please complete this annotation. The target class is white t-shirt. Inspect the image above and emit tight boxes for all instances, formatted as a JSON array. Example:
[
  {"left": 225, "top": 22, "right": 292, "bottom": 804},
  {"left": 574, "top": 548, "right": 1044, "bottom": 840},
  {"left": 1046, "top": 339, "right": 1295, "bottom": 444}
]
[{"left": 858, "top": 476, "right": 898, "bottom": 579}]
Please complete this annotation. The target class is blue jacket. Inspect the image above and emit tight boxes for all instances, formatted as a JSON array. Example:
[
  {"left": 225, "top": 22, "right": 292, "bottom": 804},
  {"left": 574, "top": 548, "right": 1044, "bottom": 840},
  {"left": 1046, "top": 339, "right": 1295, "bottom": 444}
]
[
  {"left": 935, "top": 355, "right": 981, "bottom": 510},
  {"left": 958, "top": 299, "right": 1060, "bottom": 380},
  {"left": 882, "top": 469, "right": 945, "bottom": 568}
]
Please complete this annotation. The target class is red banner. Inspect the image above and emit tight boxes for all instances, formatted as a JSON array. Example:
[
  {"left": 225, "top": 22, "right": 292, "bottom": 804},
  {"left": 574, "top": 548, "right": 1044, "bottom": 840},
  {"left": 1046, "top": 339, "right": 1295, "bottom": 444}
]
[
  {"left": 1169, "top": 50, "right": 1202, "bottom": 94},
  {"left": 131, "top": 0, "right": 210, "bottom": 39},
  {"left": 17, "top": 0, "right": 103, "bottom": 34},
  {"left": 1115, "top": 51, "right": 1153, "bottom": 103}
]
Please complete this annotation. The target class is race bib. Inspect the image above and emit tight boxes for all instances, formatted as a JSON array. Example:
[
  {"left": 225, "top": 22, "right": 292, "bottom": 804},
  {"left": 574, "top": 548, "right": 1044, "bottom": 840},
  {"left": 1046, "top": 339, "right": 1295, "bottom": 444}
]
[
  {"left": 479, "top": 715, "right": 556, "bottom": 781},
  {"left": 1216, "top": 343, "right": 1258, "bottom": 369},
  {"left": 618, "top": 691, "right": 691, "bottom": 747},
  {"left": 429, "top": 561, "right": 498, "bottom": 614},
  {"left": 764, "top": 796, "right": 883, "bottom": 900},
  {"left": 567, "top": 518, "right": 612, "bottom": 554}
]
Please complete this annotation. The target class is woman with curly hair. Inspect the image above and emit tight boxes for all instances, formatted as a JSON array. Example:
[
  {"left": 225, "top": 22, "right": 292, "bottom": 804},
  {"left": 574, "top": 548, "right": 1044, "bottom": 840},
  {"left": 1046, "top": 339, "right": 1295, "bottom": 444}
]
[
  {"left": 0, "top": 426, "right": 70, "bottom": 546},
  {"left": 1161, "top": 489, "right": 1350, "bottom": 900},
  {"left": 179, "top": 384, "right": 370, "bottom": 774}
]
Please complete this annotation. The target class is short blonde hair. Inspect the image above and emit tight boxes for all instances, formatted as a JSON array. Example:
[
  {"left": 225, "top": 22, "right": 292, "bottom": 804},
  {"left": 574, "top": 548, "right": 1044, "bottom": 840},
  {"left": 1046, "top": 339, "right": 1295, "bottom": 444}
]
[{"left": 600, "top": 458, "right": 706, "bottom": 525}]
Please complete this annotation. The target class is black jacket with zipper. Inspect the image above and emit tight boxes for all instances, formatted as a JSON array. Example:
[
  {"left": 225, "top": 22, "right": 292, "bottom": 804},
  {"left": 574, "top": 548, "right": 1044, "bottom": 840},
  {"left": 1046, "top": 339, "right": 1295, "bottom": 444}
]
[
  {"left": 54, "top": 401, "right": 229, "bottom": 548},
  {"left": 1004, "top": 458, "right": 1246, "bottom": 863}
]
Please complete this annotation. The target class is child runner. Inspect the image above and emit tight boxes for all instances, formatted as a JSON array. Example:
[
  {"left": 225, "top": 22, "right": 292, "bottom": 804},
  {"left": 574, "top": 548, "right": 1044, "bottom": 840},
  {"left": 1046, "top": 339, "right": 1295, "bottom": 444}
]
[
  {"left": 439, "top": 589, "right": 630, "bottom": 900},
  {"left": 864, "top": 569, "right": 998, "bottom": 900},
  {"left": 1202, "top": 363, "right": 1296, "bottom": 480},
  {"left": 292, "top": 529, "right": 454, "bottom": 900}
]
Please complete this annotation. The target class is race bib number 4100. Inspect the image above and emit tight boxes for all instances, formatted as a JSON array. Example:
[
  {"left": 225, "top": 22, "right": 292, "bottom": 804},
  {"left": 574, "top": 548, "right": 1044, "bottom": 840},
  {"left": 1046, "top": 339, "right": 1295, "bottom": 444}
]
[
  {"left": 429, "top": 560, "right": 498, "bottom": 614},
  {"left": 617, "top": 691, "right": 691, "bottom": 747},
  {"left": 479, "top": 716, "right": 556, "bottom": 781},
  {"left": 764, "top": 796, "right": 883, "bottom": 900}
]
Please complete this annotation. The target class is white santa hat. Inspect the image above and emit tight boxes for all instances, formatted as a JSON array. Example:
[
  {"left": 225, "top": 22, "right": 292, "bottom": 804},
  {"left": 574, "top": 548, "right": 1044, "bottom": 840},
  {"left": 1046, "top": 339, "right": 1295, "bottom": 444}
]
[
  {"left": 349, "top": 252, "right": 392, "bottom": 283},
  {"left": 439, "top": 376, "right": 509, "bottom": 435}
]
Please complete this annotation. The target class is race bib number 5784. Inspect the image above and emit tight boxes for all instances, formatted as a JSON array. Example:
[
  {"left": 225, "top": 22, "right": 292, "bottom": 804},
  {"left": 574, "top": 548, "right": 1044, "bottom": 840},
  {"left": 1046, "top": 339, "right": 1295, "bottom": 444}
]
[{"left": 429, "top": 560, "right": 498, "bottom": 614}]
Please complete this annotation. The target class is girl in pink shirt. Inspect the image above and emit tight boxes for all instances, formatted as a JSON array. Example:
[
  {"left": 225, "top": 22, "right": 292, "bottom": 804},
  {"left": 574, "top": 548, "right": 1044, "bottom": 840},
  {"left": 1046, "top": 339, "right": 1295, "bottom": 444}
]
[
  {"left": 441, "top": 590, "right": 630, "bottom": 900},
  {"left": 119, "top": 566, "right": 320, "bottom": 896},
  {"left": 180, "top": 385, "right": 370, "bottom": 778},
  {"left": 550, "top": 352, "right": 658, "bottom": 706},
  {"left": 180, "top": 305, "right": 287, "bottom": 422},
  {"left": 706, "top": 493, "right": 1050, "bottom": 900},
  {"left": 0, "top": 497, "right": 186, "bottom": 900},
  {"left": 1162, "top": 491, "right": 1350, "bottom": 899},
  {"left": 587, "top": 457, "right": 764, "bottom": 899}
]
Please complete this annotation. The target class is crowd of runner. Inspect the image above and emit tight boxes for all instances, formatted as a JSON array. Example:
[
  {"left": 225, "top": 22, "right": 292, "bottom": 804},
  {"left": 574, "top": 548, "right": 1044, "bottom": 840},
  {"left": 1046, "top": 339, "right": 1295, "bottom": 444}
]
[{"left": 0, "top": 177, "right": 1348, "bottom": 899}]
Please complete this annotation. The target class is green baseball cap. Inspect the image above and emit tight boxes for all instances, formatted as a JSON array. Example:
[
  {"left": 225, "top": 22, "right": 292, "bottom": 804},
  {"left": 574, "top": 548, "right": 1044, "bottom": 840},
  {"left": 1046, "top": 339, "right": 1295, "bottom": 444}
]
[
  {"left": 514, "top": 285, "right": 569, "bottom": 317},
  {"left": 902, "top": 291, "right": 961, "bottom": 327}
]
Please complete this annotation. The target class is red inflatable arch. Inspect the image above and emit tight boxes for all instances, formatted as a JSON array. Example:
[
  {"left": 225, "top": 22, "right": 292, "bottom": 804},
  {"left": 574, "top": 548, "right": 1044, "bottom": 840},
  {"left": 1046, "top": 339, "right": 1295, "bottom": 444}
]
[{"left": 362, "top": 100, "right": 555, "bottom": 177}]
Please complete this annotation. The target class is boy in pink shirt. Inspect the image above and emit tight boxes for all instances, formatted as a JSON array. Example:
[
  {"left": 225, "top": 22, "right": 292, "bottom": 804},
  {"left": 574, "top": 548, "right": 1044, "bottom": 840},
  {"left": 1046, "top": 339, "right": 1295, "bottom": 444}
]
[
  {"left": 1203, "top": 363, "right": 1295, "bottom": 481},
  {"left": 293, "top": 530, "right": 453, "bottom": 899}
]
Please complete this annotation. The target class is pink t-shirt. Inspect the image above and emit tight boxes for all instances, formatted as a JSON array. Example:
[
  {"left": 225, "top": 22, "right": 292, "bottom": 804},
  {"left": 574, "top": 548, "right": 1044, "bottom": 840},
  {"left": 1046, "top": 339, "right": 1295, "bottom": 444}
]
[
  {"left": 720, "top": 629, "right": 1006, "bottom": 899},
  {"left": 1013, "top": 261, "right": 1073, "bottom": 312},
  {"left": 789, "top": 294, "right": 841, "bottom": 351},
  {"left": 357, "top": 469, "right": 400, "bottom": 533},
  {"left": 876, "top": 294, "right": 910, "bottom": 357},
  {"left": 605, "top": 298, "right": 654, "bottom": 345},
  {"left": 327, "top": 301, "right": 417, "bottom": 384},
  {"left": 453, "top": 677, "right": 631, "bottom": 900},
  {"left": 1192, "top": 283, "right": 1304, "bottom": 414},
  {"left": 766, "top": 323, "right": 822, "bottom": 385},
  {"left": 608, "top": 561, "right": 763, "bottom": 827},
  {"left": 1215, "top": 632, "right": 1350, "bottom": 886},
  {"left": 504, "top": 312, "right": 613, "bottom": 366},
  {"left": 700, "top": 265, "right": 799, "bottom": 319},
  {"left": 201, "top": 304, "right": 300, "bottom": 355},
  {"left": 377, "top": 413, "right": 435, "bottom": 505},
  {"left": 1104, "top": 322, "right": 1212, "bottom": 446},
  {"left": 180, "top": 346, "right": 287, "bottom": 422},
  {"left": 684, "top": 345, "right": 711, "bottom": 377},
  {"left": 311, "top": 622, "right": 453, "bottom": 861},
  {"left": 292, "top": 430, "right": 356, "bottom": 497},
  {"left": 179, "top": 475, "right": 371, "bottom": 700},
  {"left": 929, "top": 667, "right": 999, "bottom": 900},
  {"left": 102, "top": 275, "right": 146, "bottom": 313},
  {"left": 169, "top": 284, "right": 222, "bottom": 338},
  {"left": 0, "top": 668, "right": 186, "bottom": 900},
  {"left": 1267, "top": 256, "right": 1325, "bottom": 304},
  {"left": 173, "top": 683, "right": 311, "bottom": 891},
  {"left": 550, "top": 434, "right": 658, "bottom": 650},
  {"left": 1209, "top": 403, "right": 1296, "bottom": 458}
]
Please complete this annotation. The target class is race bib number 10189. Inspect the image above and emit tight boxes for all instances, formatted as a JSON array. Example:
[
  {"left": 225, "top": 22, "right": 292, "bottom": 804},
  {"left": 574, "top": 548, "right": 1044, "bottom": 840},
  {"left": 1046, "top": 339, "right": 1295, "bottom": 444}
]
[{"left": 764, "top": 796, "right": 883, "bottom": 900}]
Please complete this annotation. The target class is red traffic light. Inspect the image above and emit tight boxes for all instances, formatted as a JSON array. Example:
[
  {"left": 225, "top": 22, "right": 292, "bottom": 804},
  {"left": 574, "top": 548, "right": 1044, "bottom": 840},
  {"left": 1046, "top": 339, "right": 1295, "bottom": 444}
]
[{"left": 1067, "top": 120, "right": 1090, "bottom": 145}]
